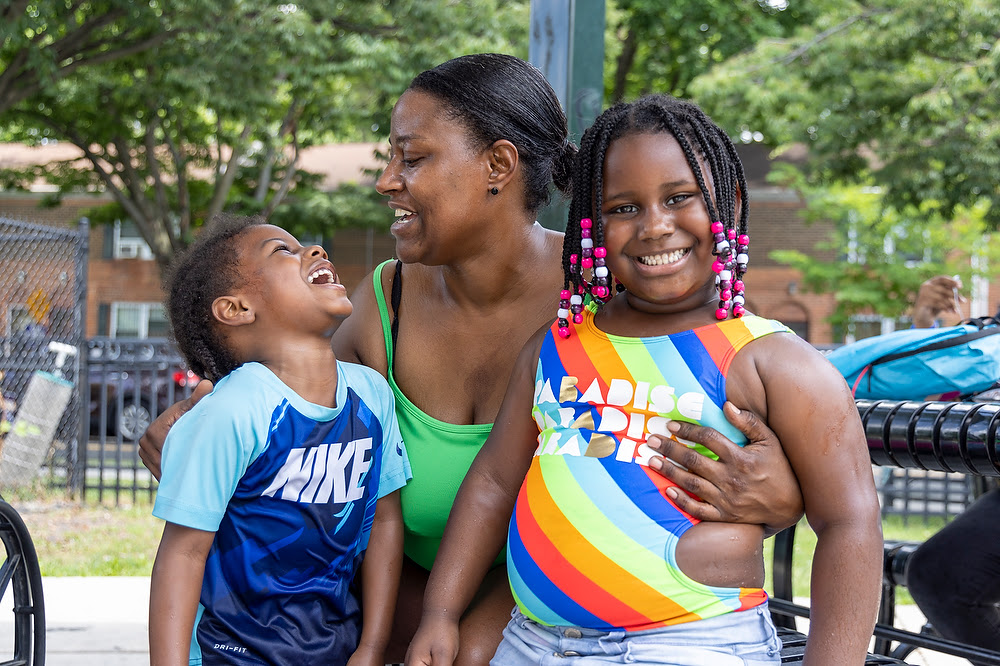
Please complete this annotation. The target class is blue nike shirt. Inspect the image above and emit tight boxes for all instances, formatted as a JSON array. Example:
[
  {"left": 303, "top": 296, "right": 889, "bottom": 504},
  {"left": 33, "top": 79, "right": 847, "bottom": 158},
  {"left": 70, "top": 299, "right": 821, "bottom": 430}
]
[{"left": 154, "top": 361, "right": 410, "bottom": 665}]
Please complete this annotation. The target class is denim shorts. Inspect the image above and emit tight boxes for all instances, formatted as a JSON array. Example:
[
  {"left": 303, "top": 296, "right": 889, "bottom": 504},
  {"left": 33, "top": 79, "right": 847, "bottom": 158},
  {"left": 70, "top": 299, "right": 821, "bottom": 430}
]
[{"left": 490, "top": 604, "right": 782, "bottom": 665}]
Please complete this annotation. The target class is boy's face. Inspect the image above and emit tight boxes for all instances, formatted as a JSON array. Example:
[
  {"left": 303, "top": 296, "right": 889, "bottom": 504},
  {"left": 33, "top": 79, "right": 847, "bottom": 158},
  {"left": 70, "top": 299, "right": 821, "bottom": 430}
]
[{"left": 233, "top": 225, "right": 352, "bottom": 334}]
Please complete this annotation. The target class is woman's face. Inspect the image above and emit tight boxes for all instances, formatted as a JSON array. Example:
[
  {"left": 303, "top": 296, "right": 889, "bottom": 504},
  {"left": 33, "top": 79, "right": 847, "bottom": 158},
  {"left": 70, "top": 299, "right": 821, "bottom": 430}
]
[{"left": 376, "top": 89, "right": 494, "bottom": 266}]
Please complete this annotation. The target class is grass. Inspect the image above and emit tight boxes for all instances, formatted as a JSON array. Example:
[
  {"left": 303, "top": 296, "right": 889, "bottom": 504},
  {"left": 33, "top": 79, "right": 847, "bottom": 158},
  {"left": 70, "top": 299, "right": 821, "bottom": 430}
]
[
  {"left": 3, "top": 482, "right": 162, "bottom": 577},
  {"left": 3, "top": 483, "right": 953, "bottom": 597},
  {"left": 763, "top": 514, "right": 949, "bottom": 604}
]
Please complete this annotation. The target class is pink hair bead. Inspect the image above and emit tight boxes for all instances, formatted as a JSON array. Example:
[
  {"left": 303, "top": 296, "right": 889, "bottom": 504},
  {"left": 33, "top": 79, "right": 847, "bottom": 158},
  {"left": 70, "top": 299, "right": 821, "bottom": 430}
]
[
  {"left": 721, "top": 289, "right": 732, "bottom": 300},
  {"left": 570, "top": 254, "right": 578, "bottom": 264},
  {"left": 727, "top": 229, "right": 736, "bottom": 240},
  {"left": 715, "top": 308, "right": 728, "bottom": 320},
  {"left": 580, "top": 218, "right": 592, "bottom": 229},
  {"left": 582, "top": 257, "right": 593, "bottom": 269},
  {"left": 711, "top": 221, "right": 723, "bottom": 233},
  {"left": 733, "top": 304, "right": 746, "bottom": 317},
  {"left": 738, "top": 234, "right": 749, "bottom": 245},
  {"left": 560, "top": 290, "right": 571, "bottom": 299},
  {"left": 573, "top": 313, "right": 583, "bottom": 324},
  {"left": 712, "top": 260, "right": 724, "bottom": 273},
  {"left": 734, "top": 280, "right": 744, "bottom": 292},
  {"left": 594, "top": 247, "right": 606, "bottom": 258},
  {"left": 558, "top": 326, "right": 571, "bottom": 338}
]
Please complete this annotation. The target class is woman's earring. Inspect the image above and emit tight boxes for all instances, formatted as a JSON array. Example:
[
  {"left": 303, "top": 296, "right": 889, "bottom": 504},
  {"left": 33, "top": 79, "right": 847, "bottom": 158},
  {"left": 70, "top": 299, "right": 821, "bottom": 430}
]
[{"left": 490, "top": 187, "right": 499, "bottom": 195}]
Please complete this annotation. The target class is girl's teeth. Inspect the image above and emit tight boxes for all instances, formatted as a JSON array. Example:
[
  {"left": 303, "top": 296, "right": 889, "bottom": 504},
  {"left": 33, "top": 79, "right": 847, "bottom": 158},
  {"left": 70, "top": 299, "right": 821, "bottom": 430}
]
[{"left": 639, "top": 248, "right": 689, "bottom": 266}]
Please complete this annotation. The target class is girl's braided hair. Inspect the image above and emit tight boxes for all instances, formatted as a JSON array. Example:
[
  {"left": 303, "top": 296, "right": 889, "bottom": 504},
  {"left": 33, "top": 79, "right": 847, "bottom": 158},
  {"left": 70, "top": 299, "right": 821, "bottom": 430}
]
[
  {"left": 164, "top": 213, "right": 265, "bottom": 383},
  {"left": 562, "top": 94, "right": 750, "bottom": 314}
]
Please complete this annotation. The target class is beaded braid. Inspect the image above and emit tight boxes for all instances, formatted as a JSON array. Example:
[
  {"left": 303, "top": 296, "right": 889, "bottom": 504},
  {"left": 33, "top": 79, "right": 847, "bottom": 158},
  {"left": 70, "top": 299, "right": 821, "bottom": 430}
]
[{"left": 556, "top": 95, "right": 751, "bottom": 337}]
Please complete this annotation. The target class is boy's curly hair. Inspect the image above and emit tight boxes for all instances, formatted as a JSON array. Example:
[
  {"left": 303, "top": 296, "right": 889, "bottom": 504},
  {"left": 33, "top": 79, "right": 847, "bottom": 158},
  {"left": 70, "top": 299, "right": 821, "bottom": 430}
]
[{"left": 164, "top": 214, "right": 265, "bottom": 382}]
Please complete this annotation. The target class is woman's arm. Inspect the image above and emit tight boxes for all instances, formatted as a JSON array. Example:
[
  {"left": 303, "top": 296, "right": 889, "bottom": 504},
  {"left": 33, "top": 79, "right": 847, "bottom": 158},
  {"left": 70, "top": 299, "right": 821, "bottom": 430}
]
[
  {"left": 350, "top": 490, "right": 405, "bottom": 666},
  {"left": 405, "top": 334, "right": 543, "bottom": 666},
  {"left": 742, "top": 334, "right": 882, "bottom": 666},
  {"left": 645, "top": 403, "right": 804, "bottom": 534},
  {"left": 149, "top": 522, "right": 215, "bottom": 666}
]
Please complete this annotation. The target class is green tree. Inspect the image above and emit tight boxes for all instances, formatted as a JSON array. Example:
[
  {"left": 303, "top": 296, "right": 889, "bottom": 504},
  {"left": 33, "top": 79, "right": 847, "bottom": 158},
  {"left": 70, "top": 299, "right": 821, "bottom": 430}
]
[
  {"left": 691, "top": 0, "right": 1000, "bottom": 225},
  {"left": 0, "top": 0, "right": 185, "bottom": 115},
  {"left": 684, "top": 0, "right": 1000, "bottom": 324},
  {"left": 604, "top": 0, "right": 820, "bottom": 102},
  {"left": 1, "top": 0, "right": 528, "bottom": 268}
]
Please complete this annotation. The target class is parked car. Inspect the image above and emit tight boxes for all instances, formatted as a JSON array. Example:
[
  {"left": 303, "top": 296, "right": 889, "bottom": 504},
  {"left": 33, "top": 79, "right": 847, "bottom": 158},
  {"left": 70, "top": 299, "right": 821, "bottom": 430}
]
[{"left": 88, "top": 365, "right": 198, "bottom": 441}]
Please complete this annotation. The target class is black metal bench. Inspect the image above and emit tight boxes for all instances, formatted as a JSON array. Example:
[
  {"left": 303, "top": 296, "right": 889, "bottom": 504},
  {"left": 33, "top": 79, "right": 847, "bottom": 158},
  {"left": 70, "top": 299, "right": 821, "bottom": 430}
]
[
  {"left": 0, "top": 493, "right": 45, "bottom": 666},
  {"left": 771, "top": 399, "right": 1000, "bottom": 665}
]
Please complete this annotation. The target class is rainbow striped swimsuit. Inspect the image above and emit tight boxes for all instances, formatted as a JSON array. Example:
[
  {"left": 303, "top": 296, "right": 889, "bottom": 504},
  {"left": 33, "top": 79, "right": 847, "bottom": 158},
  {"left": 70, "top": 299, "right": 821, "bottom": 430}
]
[{"left": 507, "top": 306, "right": 791, "bottom": 631}]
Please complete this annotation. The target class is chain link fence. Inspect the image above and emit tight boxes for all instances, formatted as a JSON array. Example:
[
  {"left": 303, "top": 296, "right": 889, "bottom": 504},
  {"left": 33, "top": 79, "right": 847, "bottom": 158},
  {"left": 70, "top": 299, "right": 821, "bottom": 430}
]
[{"left": 0, "top": 216, "right": 89, "bottom": 492}]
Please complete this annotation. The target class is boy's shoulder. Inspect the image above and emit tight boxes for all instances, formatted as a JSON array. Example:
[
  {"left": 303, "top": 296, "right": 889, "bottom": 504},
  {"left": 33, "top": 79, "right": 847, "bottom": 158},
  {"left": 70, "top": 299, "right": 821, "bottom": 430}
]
[
  {"left": 337, "top": 360, "right": 392, "bottom": 401},
  {"left": 178, "top": 363, "right": 283, "bottom": 423},
  {"left": 337, "top": 359, "right": 389, "bottom": 387}
]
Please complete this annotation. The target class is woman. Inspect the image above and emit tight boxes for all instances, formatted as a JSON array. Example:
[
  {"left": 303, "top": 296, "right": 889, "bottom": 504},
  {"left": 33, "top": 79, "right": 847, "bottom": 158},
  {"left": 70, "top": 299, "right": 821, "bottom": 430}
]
[{"left": 140, "top": 54, "right": 802, "bottom": 665}]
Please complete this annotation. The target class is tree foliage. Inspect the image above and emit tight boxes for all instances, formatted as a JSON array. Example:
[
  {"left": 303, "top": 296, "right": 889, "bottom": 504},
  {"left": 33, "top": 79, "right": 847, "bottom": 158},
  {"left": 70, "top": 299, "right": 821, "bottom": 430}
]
[
  {"left": 0, "top": 0, "right": 528, "bottom": 268},
  {"left": 604, "top": 0, "right": 820, "bottom": 102},
  {"left": 691, "top": 0, "right": 1000, "bottom": 227},
  {"left": 0, "top": 0, "right": 184, "bottom": 115},
  {"left": 680, "top": 0, "right": 1000, "bottom": 325}
]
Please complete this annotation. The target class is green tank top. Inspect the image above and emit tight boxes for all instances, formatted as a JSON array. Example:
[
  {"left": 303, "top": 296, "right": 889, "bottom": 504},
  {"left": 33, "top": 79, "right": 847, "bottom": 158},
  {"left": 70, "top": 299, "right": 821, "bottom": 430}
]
[{"left": 372, "top": 260, "right": 502, "bottom": 571}]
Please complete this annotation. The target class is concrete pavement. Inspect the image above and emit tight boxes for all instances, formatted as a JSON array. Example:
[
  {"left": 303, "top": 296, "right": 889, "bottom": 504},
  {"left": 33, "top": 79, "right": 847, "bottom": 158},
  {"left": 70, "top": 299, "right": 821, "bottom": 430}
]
[
  {"left": 2, "top": 576, "right": 148, "bottom": 665},
  {"left": 0, "top": 577, "right": 974, "bottom": 665}
]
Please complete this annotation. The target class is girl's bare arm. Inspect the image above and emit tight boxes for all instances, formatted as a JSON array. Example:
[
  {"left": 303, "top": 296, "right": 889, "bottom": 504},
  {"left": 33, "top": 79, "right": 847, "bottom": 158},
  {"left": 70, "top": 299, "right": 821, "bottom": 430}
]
[{"left": 734, "top": 334, "right": 882, "bottom": 666}]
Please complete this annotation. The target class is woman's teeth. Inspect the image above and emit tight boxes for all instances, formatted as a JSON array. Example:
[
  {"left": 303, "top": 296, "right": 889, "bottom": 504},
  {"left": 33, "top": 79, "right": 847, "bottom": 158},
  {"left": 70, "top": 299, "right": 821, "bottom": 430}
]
[{"left": 637, "top": 248, "right": 689, "bottom": 266}]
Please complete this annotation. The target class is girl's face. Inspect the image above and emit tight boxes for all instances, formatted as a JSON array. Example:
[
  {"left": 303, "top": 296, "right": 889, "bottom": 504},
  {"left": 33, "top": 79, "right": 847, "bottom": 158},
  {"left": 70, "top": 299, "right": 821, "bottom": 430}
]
[
  {"left": 376, "top": 89, "right": 494, "bottom": 266},
  {"left": 600, "top": 131, "right": 718, "bottom": 317}
]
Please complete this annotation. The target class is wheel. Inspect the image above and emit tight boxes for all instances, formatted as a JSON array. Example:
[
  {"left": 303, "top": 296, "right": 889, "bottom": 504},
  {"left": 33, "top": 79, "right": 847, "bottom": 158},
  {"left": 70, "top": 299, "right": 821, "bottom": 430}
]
[
  {"left": 116, "top": 400, "right": 151, "bottom": 441},
  {"left": 0, "top": 496, "right": 45, "bottom": 666}
]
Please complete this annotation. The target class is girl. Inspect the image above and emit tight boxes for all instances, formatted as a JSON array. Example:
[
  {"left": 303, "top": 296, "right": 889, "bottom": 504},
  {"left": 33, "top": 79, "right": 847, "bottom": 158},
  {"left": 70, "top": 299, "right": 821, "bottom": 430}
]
[{"left": 407, "top": 94, "right": 882, "bottom": 665}]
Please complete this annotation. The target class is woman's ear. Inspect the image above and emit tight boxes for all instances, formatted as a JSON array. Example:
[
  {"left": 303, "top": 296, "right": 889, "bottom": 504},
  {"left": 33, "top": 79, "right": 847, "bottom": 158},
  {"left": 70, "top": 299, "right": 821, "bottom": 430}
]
[
  {"left": 486, "top": 139, "right": 519, "bottom": 195},
  {"left": 211, "top": 295, "right": 256, "bottom": 327}
]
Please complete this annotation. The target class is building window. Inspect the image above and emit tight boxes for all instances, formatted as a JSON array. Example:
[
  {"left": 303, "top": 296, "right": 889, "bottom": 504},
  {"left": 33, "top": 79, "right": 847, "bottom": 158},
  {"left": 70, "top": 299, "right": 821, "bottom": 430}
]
[
  {"left": 113, "top": 220, "right": 154, "bottom": 260},
  {"left": 110, "top": 302, "right": 168, "bottom": 338}
]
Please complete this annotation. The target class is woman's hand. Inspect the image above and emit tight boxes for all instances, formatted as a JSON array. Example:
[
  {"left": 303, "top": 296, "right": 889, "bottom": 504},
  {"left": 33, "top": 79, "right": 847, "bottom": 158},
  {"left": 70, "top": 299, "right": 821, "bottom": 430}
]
[
  {"left": 646, "top": 402, "right": 803, "bottom": 534},
  {"left": 138, "top": 379, "right": 213, "bottom": 480}
]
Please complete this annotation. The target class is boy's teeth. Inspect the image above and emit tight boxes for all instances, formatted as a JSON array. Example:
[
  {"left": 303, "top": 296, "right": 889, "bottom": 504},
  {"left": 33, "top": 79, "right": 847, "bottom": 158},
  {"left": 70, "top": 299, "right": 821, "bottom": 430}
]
[
  {"left": 394, "top": 209, "right": 414, "bottom": 217},
  {"left": 308, "top": 268, "right": 335, "bottom": 284},
  {"left": 638, "top": 248, "right": 689, "bottom": 266}
]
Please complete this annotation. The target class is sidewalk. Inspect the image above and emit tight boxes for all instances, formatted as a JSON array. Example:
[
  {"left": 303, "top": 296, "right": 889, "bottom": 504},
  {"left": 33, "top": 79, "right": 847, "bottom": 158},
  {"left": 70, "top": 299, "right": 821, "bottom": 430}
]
[
  {"left": 0, "top": 577, "right": 976, "bottom": 665},
  {"left": 3, "top": 577, "right": 148, "bottom": 666}
]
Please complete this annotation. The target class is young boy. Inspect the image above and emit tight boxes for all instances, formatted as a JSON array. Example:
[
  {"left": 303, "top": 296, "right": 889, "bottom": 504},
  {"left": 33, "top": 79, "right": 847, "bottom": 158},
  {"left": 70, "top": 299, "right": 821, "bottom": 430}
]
[{"left": 149, "top": 214, "right": 409, "bottom": 666}]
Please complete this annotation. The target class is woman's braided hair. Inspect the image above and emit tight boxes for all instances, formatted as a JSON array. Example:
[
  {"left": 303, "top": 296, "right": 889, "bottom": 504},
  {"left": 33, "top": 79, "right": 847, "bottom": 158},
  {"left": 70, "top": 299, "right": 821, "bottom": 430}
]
[
  {"left": 164, "top": 213, "right": 265, "bottom": 383},
  {"left": 562, "top": 94, "right": 750, "bottom": 314}
]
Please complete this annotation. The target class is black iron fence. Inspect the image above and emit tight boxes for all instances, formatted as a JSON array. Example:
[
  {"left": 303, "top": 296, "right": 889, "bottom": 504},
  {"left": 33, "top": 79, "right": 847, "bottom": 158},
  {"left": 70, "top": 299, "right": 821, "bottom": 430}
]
[
  {"left": 0, "top": 216, "right": 88, "bottom": 492},
  {"left": 83, "top": 337, "right": 195, "bottom": 503}
]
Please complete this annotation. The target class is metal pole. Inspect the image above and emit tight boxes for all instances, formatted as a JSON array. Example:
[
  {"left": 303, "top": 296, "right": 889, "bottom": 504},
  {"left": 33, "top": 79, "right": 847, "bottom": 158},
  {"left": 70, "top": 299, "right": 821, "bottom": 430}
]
[
  {"left": 530, "top": 0, "right": 605, "bottom": 231},
  {"left": 73, "top": 217, "right": 90, "bottom": 498}
]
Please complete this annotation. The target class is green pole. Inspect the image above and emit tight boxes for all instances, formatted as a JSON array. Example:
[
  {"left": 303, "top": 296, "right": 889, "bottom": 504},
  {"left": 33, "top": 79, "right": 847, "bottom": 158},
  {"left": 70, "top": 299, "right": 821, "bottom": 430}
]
[{"left": 529, "top": 0, "right": 605, "bottom": 231}]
